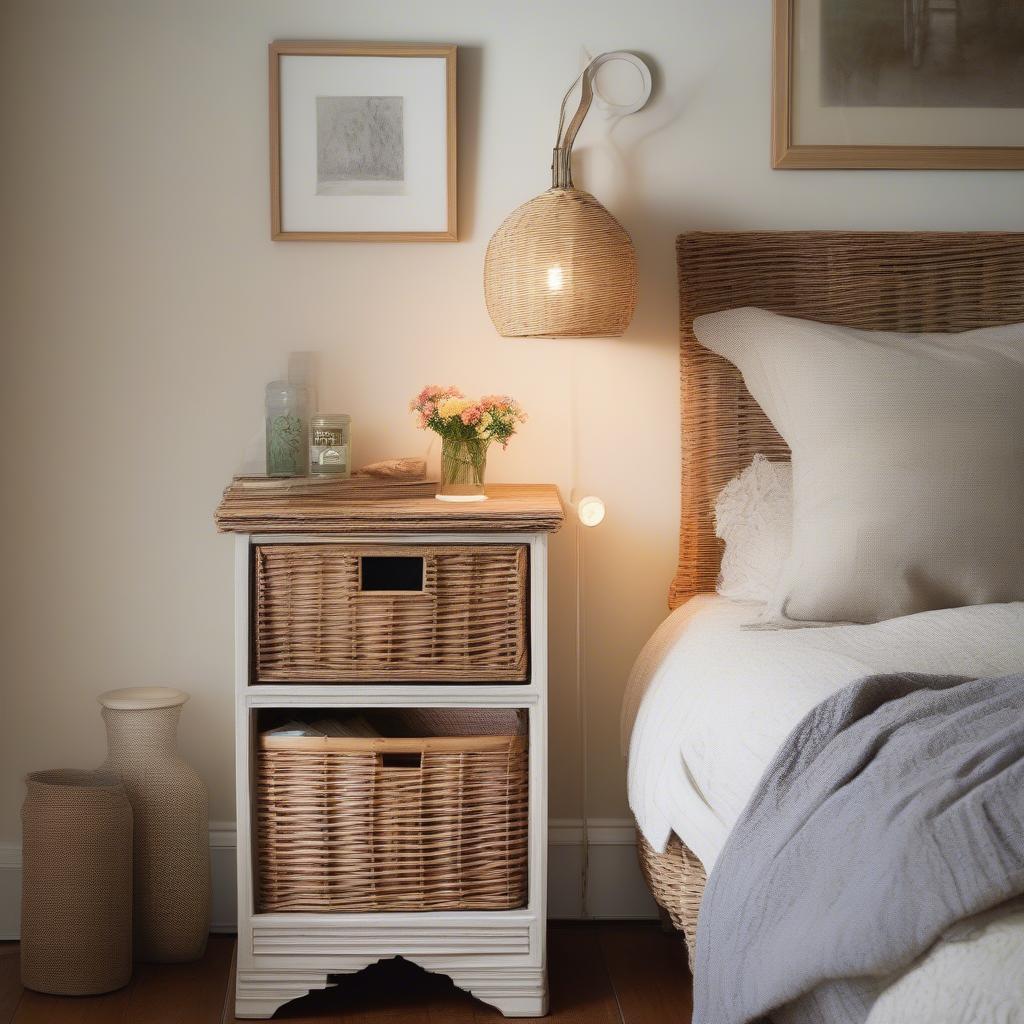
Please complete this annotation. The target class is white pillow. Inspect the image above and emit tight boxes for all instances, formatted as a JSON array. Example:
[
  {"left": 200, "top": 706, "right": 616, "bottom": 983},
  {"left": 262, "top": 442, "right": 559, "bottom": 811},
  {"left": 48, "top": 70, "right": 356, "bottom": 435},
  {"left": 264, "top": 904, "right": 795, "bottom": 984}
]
[
  {"left": 694, "top": 307, "right": 1024, "bottom": 625},
  {"left": 714, "top": 455, "right": 792, "bottom": 604}
]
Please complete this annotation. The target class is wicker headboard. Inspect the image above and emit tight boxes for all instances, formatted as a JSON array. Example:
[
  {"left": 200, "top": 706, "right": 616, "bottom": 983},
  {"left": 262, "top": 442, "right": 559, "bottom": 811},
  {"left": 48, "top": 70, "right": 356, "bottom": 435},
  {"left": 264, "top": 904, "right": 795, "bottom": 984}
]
[{"left": 669, "top": 230, "right": 1024, "bottom": 609}]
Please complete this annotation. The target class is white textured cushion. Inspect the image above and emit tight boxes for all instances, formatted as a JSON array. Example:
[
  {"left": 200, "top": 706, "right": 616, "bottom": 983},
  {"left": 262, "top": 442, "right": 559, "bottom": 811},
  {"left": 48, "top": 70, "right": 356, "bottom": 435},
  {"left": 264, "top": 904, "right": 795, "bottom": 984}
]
[
  {"left": 693, "top": 307, "right": 1024, "bottom": 624},
  {"left": 714, "top": 455, "right": 792, "bottom": 604}
]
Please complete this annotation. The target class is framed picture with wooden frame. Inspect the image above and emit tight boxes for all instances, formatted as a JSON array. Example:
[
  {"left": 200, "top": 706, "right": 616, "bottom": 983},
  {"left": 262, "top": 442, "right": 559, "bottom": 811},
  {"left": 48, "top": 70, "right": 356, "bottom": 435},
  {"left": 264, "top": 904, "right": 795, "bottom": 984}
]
[
  {"left": 269, "top": 41, "right": 457, "bottom": 241},
  {"left": 772, "top": 0, "right": 1024, "bottom": 170}
]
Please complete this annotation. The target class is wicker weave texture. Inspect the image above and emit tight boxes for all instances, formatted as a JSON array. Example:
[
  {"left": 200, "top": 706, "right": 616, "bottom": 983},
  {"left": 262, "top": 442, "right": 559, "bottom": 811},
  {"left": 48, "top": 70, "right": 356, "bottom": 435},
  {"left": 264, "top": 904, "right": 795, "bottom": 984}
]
[
  {"left": 255, "top": 544, "right": 529, "bottom": 682},
  {"left": 256, "top": 735, "right": 528, "bottom": 912},
  {"left": 20, "top": 770, "right": 133, "bottom": 995},
  {"left": 484, "top": 188, "right": 638, "bottom": 338},
  {"left": 636, "top": 830, "right": 706, "bottom": 968},
  {"left": 670, "top": 231, "right": 1024, "bottom": 609}
]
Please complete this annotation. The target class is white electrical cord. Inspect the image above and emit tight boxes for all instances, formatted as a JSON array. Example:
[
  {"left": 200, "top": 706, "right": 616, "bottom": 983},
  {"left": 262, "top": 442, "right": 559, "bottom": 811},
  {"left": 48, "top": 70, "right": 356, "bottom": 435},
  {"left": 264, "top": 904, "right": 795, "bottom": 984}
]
[
  {"left": 575, "top": 518, "right": 591, "bottom": 917},
  {"left": 566, "top": 345, "right": 590, "bottom": 917},
  {"left": 567, "top": 345, "right": 608, "bottom": 917}
]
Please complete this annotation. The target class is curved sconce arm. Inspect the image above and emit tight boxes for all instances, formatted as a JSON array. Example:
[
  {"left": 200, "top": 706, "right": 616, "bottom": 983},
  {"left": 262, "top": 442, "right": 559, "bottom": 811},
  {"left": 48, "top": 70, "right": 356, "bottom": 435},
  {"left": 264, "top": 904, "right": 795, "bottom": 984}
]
[{"left": 551, "top": 51, "right": 652, "bottom": 188}]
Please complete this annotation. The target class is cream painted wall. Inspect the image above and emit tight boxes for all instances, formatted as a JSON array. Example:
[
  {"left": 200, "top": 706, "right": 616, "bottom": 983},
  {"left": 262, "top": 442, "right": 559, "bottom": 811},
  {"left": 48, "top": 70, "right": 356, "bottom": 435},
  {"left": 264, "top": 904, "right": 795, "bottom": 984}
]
[{"left": 2, "top": 0, "right": 1023, "bottom": 841}]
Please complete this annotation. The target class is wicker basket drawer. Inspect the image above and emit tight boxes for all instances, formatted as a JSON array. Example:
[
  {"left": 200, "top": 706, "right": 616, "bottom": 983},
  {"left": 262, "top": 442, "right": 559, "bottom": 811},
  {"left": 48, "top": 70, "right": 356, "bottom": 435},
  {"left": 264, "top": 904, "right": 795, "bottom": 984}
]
[
  {"left": 255, "top": 733, "right": 528, "bottom": 913},
  {"left": 254, "top": 544, "right": 529, "bottom": 683}
]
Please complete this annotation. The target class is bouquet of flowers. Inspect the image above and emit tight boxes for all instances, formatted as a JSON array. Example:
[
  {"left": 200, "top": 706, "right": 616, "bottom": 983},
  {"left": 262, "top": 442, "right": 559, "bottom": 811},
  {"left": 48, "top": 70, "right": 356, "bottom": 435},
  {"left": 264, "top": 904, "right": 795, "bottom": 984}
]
[{"left": 410, "top": 386, "right": 526, "bottom": 499}]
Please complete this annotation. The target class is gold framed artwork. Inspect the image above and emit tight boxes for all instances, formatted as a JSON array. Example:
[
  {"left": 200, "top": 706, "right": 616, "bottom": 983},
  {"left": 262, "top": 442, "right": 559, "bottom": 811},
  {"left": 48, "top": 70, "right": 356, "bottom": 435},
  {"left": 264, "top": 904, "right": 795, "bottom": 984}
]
[
  {"left": 772, "top": 0, "right": 1024, "bottom": 169},
  {"left": 269, "top": 41, "right": 457, "bottom": 241}
]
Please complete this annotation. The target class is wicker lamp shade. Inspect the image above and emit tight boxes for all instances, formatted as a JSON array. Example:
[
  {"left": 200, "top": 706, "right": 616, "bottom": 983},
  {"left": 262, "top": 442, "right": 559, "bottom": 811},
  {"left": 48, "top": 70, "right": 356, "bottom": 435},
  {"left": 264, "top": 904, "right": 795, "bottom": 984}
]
[
  {"left": 484, "top": 188, "right": 637, "bottom": 338},
  {"left": 484, "top": 53, "right": 644, "bottom": 339}
]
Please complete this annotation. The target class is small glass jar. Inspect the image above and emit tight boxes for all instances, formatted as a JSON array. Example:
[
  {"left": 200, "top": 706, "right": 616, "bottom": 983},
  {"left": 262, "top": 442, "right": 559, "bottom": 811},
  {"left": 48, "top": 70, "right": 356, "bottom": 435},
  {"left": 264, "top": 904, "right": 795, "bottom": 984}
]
[
  {"left": 310, "top": 414, "right": 351, "bottom": 476},
  {"left": 265, "top": 381, "right": 310, "bottom": 477}
]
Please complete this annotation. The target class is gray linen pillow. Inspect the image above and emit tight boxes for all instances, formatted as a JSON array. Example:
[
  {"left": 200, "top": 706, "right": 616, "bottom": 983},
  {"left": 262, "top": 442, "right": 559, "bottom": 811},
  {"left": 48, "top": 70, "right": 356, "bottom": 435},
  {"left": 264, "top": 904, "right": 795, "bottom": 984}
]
[{"left": 693, "top": 307, "right": 1024, "bottom": 625}]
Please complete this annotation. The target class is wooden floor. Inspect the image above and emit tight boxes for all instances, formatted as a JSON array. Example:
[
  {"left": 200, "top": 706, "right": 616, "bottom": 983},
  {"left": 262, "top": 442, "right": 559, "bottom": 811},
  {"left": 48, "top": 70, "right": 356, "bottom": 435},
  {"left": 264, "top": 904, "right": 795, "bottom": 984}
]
[{"left": 0, "top": 923, "right": 693, "bottom": 1023}]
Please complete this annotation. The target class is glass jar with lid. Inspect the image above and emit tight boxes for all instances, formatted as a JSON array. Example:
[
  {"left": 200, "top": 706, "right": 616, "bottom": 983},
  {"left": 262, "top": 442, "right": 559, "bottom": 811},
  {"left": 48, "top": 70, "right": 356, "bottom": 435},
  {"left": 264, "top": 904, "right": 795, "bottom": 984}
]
[{"left": 310, "top": 414, "right": 351, "bottom": 476}]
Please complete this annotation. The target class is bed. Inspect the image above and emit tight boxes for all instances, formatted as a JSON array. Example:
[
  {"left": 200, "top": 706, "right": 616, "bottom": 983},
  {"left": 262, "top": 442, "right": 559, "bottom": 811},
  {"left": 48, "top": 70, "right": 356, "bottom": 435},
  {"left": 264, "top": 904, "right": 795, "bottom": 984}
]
[{"left": 625, "top": 231, "right": 1024, "bottom": 1019}]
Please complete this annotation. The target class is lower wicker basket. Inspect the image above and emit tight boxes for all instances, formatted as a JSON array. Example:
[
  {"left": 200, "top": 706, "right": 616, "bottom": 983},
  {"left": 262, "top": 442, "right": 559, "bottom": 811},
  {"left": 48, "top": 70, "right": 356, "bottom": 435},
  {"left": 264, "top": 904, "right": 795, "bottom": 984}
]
[{"left": 256, "top": 733, "right": 529, "bottom": 913}]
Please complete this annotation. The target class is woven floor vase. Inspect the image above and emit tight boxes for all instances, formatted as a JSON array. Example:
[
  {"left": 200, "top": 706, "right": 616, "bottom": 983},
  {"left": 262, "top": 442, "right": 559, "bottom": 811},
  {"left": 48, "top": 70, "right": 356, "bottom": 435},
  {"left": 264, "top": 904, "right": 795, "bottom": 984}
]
[
  {"left": 483, "top": 187, "right": 638, "bottom": 338},
  {"left": 21, "top": 769, "right": 133, "bottom": 994},
  {"left": 99, "top": 687, "right": 210, "bottom": 962}
]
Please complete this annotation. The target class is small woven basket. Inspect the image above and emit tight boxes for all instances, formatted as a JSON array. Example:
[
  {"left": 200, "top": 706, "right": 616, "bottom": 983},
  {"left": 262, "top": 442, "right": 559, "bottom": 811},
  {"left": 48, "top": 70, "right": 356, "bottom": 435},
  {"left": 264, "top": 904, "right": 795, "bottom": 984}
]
[
  {"left": 256, "top": 732, "right": 528, "bottom": 912},
  {"left": 20, "top": 770, "right": 133, "bottom": 995}
]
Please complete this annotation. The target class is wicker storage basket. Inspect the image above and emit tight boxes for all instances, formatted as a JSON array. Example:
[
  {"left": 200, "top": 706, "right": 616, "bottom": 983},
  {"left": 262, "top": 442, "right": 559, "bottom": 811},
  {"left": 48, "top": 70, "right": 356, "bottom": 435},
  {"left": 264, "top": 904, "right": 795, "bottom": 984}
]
[
  {"left": 256, "top": 732, "right": 528, "bottom": 912},
  {"left": 254, "top": 544, "right": 529, "bottom": 683}
]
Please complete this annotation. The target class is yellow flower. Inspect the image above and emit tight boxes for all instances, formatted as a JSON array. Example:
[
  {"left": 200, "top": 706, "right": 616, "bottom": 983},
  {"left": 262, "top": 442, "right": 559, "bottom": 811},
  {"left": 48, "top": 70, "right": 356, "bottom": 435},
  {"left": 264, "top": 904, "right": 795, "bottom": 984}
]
[{"left": 437, "top": 397, "right": 472, "bottom": 420}]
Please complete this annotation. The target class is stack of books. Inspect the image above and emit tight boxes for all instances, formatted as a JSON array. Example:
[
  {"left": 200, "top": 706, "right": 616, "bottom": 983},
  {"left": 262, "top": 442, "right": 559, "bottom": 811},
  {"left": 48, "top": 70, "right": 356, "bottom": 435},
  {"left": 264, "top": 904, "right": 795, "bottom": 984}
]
[{"left": 231, "top": 474, "right": 438, "bottom": 500}]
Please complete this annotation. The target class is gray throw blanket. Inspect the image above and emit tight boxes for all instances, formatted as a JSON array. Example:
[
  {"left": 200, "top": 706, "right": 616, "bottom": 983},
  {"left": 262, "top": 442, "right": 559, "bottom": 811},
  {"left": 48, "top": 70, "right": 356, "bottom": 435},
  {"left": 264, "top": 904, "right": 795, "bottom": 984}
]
[{"left": 694, "top": 672, "right": 1024, "bottom": 1024}]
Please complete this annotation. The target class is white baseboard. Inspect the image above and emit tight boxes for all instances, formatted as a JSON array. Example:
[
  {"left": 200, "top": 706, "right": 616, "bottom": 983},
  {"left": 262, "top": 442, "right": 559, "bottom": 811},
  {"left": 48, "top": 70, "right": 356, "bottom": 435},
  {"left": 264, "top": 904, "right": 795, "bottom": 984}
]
[
  {"left": 548, "top": 819, "right": 659, "bottom": 920},
  {"left": 0, "top": 818, "right": 656, "bottom": 939}
]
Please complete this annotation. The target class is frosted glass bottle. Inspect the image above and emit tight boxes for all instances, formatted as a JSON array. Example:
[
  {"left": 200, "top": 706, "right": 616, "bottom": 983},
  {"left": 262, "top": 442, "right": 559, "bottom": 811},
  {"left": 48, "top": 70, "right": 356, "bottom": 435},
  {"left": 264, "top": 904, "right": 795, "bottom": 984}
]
[{"left": 265, "top": 381, "right": 310, "bottom": 477}]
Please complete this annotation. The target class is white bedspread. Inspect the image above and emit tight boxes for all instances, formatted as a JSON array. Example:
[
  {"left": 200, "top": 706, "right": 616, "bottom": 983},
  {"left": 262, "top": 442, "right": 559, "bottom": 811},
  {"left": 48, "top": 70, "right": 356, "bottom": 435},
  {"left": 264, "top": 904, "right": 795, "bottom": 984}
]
[
  {"left": 624, "top": 594, "right": 1024, "bottom": 868},
  {"left": 624, "top": 595, "right": 1024, "bottom": 1024}
]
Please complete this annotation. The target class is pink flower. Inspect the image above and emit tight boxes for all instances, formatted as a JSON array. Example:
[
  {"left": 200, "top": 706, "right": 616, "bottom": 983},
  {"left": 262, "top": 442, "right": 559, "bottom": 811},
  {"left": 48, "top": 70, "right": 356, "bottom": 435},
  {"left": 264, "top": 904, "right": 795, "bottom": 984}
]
[
  {"left": 411, "top": 385, "right": 524, "bottom": 441},
  {"left": 413, "top": 385, "right": 462, "bottom": 411}
]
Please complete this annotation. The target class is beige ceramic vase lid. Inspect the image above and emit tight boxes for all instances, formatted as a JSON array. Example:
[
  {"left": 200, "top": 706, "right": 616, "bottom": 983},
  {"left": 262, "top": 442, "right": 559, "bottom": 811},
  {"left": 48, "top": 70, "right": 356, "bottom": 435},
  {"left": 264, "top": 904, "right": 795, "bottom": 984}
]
[{"left": 97, "top": 687, "right": 189, "bottom": 710}]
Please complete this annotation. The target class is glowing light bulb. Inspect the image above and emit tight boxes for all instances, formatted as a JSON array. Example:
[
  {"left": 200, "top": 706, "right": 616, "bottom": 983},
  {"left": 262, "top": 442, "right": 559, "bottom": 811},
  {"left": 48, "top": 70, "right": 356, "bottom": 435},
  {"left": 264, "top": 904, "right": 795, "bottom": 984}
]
[
  {"left": 547, "top": 265, "right": 564, "bottom": 291},
  {"left": 577, "top": 495, "right": 606, "bottom": 528}
]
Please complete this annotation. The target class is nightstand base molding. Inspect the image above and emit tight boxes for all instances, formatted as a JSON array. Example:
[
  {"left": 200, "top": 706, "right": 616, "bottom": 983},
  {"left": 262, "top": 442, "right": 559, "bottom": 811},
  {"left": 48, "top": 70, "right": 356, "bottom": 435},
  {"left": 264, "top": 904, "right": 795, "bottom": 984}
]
[
  {"left": 235, "top": 962, "right": 548, "bottom": 1019},
  {"left": 234, "top": 968, "right": 334, "bottom": 1019},
  {"left": 449, "top": 965, "right": 549, "bottom": 1017}
]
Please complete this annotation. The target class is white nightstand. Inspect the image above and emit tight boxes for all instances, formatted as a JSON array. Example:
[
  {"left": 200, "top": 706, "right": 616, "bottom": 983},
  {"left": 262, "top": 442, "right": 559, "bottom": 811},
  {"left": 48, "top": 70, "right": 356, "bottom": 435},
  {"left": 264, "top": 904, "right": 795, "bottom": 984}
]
[{"left": 217, "top": 484, "right": 563, "bottom": 1018}]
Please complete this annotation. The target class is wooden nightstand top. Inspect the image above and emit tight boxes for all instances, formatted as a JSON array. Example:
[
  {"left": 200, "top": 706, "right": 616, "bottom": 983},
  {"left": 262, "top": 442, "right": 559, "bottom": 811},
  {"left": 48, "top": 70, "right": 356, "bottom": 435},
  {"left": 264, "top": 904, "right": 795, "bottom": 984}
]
[{"left": 215, "top": 482, "right": 564, "bottom": 535}]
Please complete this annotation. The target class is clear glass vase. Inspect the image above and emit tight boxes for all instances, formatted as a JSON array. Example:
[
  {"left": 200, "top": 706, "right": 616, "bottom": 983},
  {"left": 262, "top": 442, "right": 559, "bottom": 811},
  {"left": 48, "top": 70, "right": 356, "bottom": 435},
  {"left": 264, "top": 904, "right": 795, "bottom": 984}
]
[{"left": 438, "top": 435, "right": 489, "bottom": 501}]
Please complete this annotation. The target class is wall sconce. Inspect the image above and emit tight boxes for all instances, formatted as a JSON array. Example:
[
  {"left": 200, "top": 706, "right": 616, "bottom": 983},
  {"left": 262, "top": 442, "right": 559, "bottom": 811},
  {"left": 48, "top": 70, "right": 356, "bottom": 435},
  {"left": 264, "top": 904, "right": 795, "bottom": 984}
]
[{"left": 484, "top": 52, "right": 651, "bottom": 339}]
